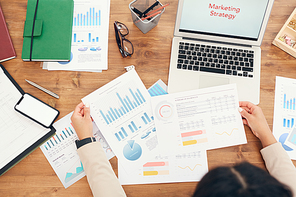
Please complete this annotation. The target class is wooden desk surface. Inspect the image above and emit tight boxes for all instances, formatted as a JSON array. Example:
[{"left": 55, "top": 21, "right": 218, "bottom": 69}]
[{"left": 1, "top": 0, "right": 296, "bottom": 196}]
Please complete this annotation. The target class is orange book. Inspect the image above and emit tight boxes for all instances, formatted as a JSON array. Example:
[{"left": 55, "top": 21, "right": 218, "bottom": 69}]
[{"left": 0, "top": 5, "right": 16, "bottom": 62}]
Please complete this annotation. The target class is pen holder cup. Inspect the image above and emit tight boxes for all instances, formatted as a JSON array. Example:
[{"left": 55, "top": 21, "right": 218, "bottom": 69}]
[{"left": 129, "top": 0, "right": 165, "bottom": 34}]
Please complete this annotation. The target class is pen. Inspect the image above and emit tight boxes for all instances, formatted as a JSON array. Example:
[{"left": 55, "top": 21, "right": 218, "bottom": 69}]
[
  {"left": 25, "top": 79, "right": 60, "bottom": 99},
  {"left": 135, "top": 11, "right": 162, "bottom": 23},
  {"left": 146, "top": 3, "right": 170, "bottom": 16}
]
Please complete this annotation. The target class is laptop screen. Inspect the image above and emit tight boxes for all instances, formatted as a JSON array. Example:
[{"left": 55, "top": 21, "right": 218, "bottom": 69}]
[{"left": 179, "top": 0, "right": 270, "bottom": 41}]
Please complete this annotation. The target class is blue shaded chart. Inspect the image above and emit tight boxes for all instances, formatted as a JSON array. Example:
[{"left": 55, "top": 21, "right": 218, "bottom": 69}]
[
  {"left": 287, "top": 127, "right": 296, "bottom": 148},
  {"left": 65, "top": 161, "right": 84, "bottom": 183},
  {"left": 74, "top": 7, "right": 101, "bottom": 27},
  {"left": 43, "top": 123, "right": 75, "bottom": 151},
  {"left": 123, "top": 140, "right": 142, "bottom": 161},
  {"left": 279, "top": 133, "right": 293, "bottom": 151},
  {"left": 148, "top": 83, "right": 167, "bottom": 97},
  {"left": 283, "top": 117, "right": 295, "bottom": 128},
  {"left": 98, "top": 86, "right": 146, "bottom": 125},
  {"left": 114, "top": 112, "right": 154, "bottom": 141},
  {"left": 283, "top": 94, "right": 296, "bottom": 110}
]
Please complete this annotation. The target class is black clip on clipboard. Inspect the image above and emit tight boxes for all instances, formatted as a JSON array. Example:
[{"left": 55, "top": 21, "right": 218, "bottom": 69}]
[{"left": 0, "top": 64, "right": 58, "bottom": 176}]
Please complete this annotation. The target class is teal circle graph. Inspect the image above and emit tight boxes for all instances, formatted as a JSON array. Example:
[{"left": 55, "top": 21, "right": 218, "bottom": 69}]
[{"left": 123, "top": 140, "right": 142, "bottom": 161}]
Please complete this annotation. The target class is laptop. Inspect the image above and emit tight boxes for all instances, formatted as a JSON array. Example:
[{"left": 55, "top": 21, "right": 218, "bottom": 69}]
[{"left": 167, "top": 0, "right": 274, "bottom": 105}]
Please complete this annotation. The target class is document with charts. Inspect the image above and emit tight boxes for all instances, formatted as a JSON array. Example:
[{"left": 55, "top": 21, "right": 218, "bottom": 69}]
[
  {"left": 273, "top": 76, "right": 296, "bottom": 160},
  {"left": 151, "top": 84, "right": 246, "bottom": 153},
  {"left": 44, "top": 0, "right": 110, "bottom": 71},
  {"left": 40, "top": 112, "right": 114, "bottom": 188},
  {"left": 118, "top": 150, "right": 208, "bottom": 185},
  {"left": 82, "top": 69, "right": 158, "bottom": 172}
]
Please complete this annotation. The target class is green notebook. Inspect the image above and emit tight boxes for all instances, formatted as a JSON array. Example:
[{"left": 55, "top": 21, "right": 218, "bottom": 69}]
[{"left": 22, "top": 0, "right": 74, "bottom": 61}]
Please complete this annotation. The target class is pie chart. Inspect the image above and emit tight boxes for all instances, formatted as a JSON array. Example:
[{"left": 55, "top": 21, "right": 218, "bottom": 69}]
[{"left": 123, "top": 140, "right": 142, "bottom": 161}]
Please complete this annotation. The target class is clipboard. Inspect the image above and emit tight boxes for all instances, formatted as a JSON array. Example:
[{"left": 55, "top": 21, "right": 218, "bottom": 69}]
[{"left": 0, "top": 64, "right": 56, "bottom": 176}]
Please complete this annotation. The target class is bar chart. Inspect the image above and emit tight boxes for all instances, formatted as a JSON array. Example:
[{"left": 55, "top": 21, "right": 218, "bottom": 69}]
[
  {"left": 99, "top": 87, "right": 146, "bottom": 125},
  {"left": 283, "top": 93, "right": 296, "bottom": 110},
  {"left": 283, "top": 117, "right": 295, "bottom": 128},
  {"left": 43, "top": 123, "right": 75, "bottom": 151},
  {"left": 148, "top": 83, "right": 167, "bottom": 97},
  {"left": 73, "top": 33, "right": 99, "bottom": 43},
  {"left": 73, "top": 7, "right": 101, "bottom": 27},
  {"left": 114, "top": 112, "right": 154, "bottom": 141}
]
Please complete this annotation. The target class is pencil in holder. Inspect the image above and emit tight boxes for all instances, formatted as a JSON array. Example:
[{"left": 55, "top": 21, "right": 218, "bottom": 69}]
[{"left": 129, "top": 0, "right": 165, "bottom": 34}]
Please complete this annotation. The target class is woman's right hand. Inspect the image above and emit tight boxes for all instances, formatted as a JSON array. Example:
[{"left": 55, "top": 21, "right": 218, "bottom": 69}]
[{"left": 239, "top": 101, "right": 277, "bottom": 148}]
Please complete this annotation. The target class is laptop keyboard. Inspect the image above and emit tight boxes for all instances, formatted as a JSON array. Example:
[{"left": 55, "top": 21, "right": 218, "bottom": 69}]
[{"left": 177, "top": 42, "right": 254, "bottom": 78}]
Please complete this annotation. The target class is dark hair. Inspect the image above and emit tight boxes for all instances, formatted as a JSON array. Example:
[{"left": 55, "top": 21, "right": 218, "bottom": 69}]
[{"left": 193, "top": 162, "right": 292, "bottom": 197}]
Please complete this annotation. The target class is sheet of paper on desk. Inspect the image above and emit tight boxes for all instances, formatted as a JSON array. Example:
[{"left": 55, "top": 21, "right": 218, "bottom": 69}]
[
  {"left": 151, "top": 84, "right": 247, "bottom": 154},
  {"left": 40, "top": 112, "right": 114, "bottom": 188},
  {"left": 118, "top": 150, "right": 208, "bottom": 185},
  {"left": 43, "top": 0, "right": 110, "bottom": 72},
  {"left": 0, "top": 67, "right": 50, "bottom": 170},
  {"left": 273, "top": 76, "right": 296, "bottom": 160},
  {"left": 82, "top": 69, "right": 159, "bottom": 173}
]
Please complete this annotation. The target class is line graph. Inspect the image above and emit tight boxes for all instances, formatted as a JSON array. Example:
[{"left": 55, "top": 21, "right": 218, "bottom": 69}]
[
  {"left": 215, "top": 128, "right": 238, "bottom": 136},
  {"left": 178, "top": 164, "right": 202, "bottom": 171}
]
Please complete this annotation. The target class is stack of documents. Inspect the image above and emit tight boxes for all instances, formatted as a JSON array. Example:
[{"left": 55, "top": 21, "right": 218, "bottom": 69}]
[
  {"left": 41, "top": 68, "right": 247, "bottom": 187},
  {"left": 82, "top": 69, "right": 247, "bottom": 185},
  {"left": 42, "top": 0, "right": 110, "bottom": 72}
]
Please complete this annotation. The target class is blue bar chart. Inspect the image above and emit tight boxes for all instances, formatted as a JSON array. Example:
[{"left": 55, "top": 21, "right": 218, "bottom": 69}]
[
  {"left": 283, "top": 117, "right": 295, "bottom": 128},
  {"left": 74, "top": 7, "right": 101, "bottom": 27},
  {"left": 283, "top": 94, "right": 296, "bottom": 110},
  {"left": 99, "top": 88, "right": 146, "bottom": 125},
  {"left": 114, "top": 112, "right": 154, "bottom": 141},
  {"left": 73, "top": 33, "right": 99, "bottom": 43},
  {"left": 148, "top": 83, "right": 168, "bottom": 97},
  {"left": 43, "top": 124, "right": 75, "bottom": 151}
]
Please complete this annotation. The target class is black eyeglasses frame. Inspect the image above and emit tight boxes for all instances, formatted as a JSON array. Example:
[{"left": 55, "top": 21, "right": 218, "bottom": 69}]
[{"left": 114, "top": 21, "right": 134, "bottom": 58}]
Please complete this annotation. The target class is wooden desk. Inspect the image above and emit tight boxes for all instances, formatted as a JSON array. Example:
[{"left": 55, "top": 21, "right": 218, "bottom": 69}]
[{"left": 0, "top": 0, "right": 296, "bottom": 196}]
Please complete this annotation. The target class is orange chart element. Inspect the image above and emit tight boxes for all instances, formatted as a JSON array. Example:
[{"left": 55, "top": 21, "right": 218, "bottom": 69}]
[
  {"left": 215, "top": 128, "right": 238, "bottom": 136},
  {"left": 143, "top": 161, "right": 169, "bottom": 176},
  {"left": 178, "top": 164, "right": 202, "bottom": 171},
  {"left": 181, "top": 130, "right": 208, "bottom": 146},
  {"left": 159, "top": 105, "right": 173, "bottom": 118}
]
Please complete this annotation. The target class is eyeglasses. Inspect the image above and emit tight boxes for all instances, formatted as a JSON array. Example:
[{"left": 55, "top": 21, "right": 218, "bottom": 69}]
[{"left": 114, "top": 21, "right": 134, "bottom": 57}]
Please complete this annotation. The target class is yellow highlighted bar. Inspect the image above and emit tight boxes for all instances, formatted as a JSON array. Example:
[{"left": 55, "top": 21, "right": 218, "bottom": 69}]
[
  {"left": 143, "top": 171, "right": 158, "bottom": 176},
  {"left": 183, "top": 140, "right": 197, "bottom": 146},
  {"left": 183, "top": 138, "right": 208, "bottom": 146},
  {"left": 143, "top": 170, "right": 169, "bottom": 176}
]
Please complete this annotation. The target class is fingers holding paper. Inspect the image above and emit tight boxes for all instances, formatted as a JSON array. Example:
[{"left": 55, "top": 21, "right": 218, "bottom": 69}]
[
  {"left": 71, "top": 102, "right": 93, "bottom": 140},
  {"left": 238, "top": 101, "right": 276, "bottom": 148}
]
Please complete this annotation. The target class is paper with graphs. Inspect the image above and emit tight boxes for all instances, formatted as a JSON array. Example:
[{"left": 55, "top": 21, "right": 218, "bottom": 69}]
[{"left": 151, "top": 84, "right": 246, "bottom": 153}]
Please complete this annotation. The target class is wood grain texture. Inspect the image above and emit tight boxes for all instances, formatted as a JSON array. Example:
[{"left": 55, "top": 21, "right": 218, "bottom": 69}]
[{"left": 0, "top": 0, "right": 296, "bottom": 196}]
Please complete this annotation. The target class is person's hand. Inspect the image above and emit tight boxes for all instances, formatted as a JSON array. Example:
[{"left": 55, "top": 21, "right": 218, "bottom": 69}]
[
  {"left": 71, "top": 102, "right": 93, "bottom": 140},
  {"left": 239, "top": 101, "right": 276, "bottom": 148}
]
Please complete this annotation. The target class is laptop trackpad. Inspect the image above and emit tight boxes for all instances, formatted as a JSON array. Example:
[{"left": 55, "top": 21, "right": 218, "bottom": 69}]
[{"left": 199, "top": 75, "right": 230, "bottom": 89}]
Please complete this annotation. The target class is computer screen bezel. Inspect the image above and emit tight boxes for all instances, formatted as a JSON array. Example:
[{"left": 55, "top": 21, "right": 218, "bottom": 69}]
[{"left": 174, "top": 0, "right": 274, "bottom": 47}]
